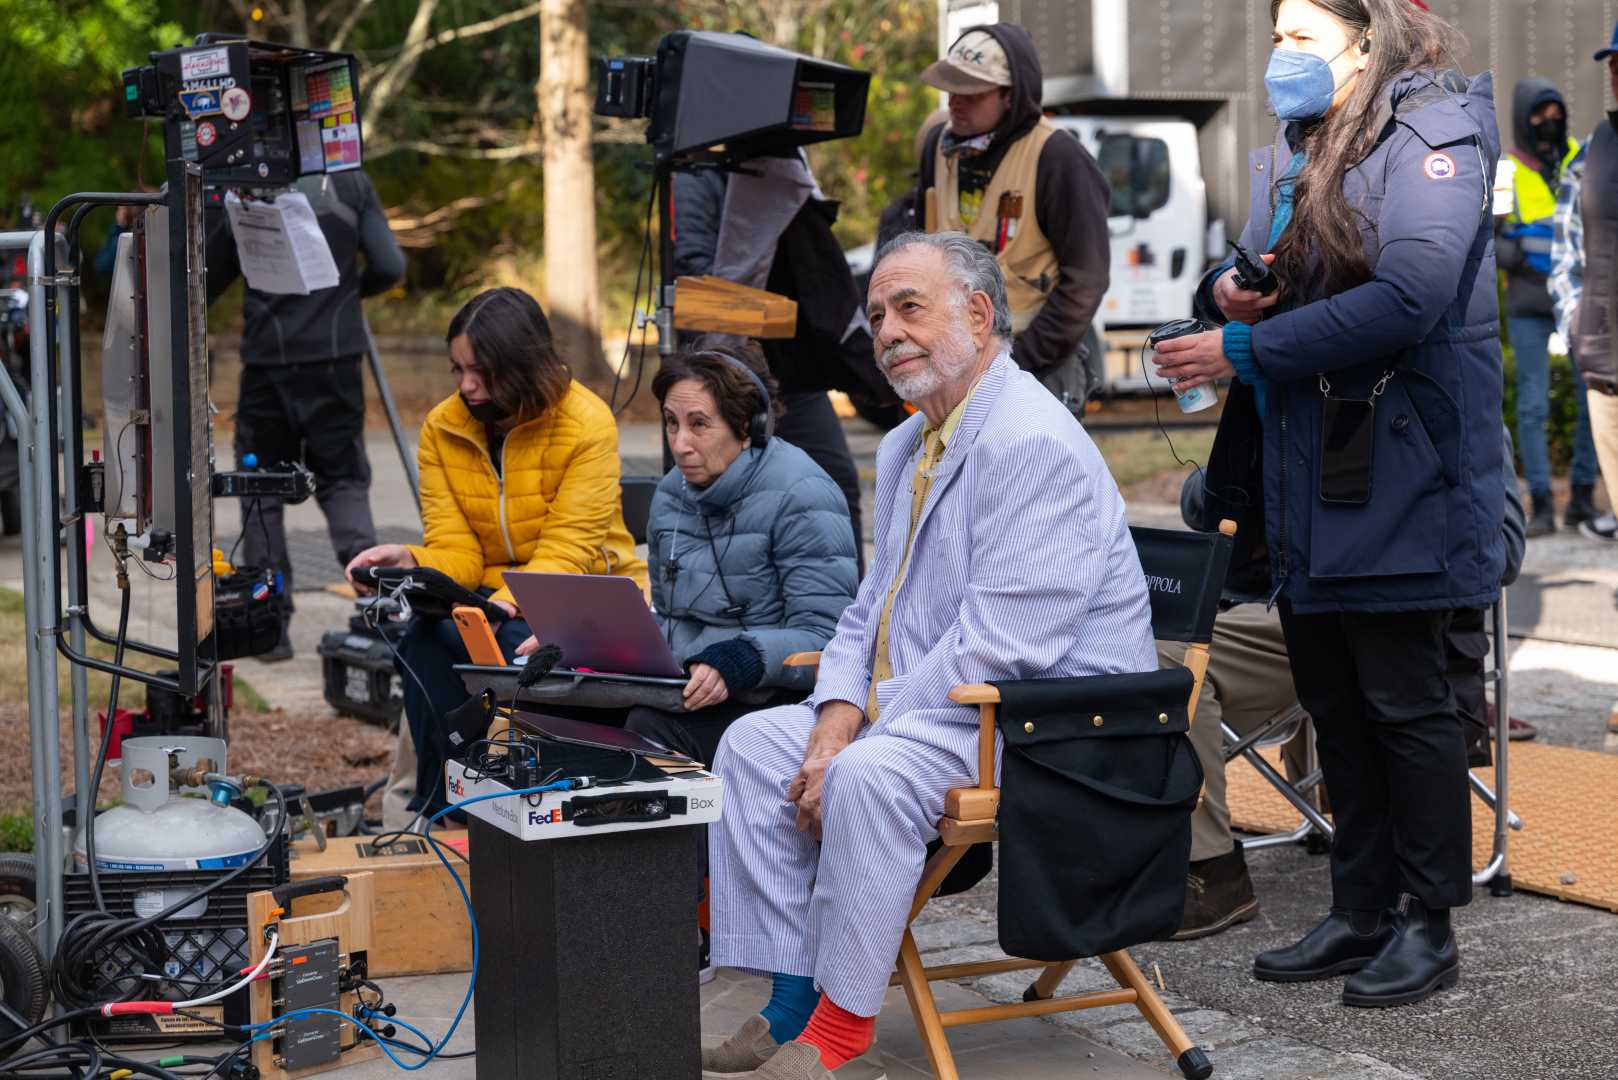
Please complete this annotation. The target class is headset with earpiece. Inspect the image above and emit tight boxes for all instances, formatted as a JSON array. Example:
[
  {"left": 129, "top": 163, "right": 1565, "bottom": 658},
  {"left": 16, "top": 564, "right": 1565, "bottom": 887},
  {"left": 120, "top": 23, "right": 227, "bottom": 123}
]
[{"left": 697, "top": 350, "right": 773, "bottom": 447}]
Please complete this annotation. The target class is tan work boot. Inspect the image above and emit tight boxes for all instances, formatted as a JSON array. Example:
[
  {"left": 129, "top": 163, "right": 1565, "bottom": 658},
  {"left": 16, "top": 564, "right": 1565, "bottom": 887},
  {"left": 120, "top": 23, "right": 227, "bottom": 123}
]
[
  {"left": 702, "top": 1015, "right": 780, "bottom": 1077},
  {"left": 732, "top": 1040, "right": 886, "bottom": 1079}
]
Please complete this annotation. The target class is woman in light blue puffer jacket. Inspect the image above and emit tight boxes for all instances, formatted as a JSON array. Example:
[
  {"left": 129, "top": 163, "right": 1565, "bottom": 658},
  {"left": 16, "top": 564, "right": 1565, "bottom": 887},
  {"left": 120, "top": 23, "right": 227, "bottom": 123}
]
[{"left": 628, "top": 337, "right": 859, "bottom": 765}]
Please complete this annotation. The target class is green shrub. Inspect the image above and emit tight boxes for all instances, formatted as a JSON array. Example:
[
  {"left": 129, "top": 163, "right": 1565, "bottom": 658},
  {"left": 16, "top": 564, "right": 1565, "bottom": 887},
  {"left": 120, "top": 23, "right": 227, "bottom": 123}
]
[{"left": 0, "top": 815, "right": 33, "bottom": 854}]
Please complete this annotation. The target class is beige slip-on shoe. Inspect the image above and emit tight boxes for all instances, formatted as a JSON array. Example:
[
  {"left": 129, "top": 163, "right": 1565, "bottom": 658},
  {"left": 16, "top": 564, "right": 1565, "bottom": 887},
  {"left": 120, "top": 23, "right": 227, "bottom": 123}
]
[
  {"left": 702, "top": 1014, "right": 780, "bottom": 1077},
  {"left": 732, "top": 1039, "right": 886, "bottom": 1079}
]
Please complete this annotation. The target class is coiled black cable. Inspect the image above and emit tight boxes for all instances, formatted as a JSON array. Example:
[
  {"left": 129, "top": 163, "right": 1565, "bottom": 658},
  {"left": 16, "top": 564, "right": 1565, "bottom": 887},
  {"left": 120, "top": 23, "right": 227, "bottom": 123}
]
[{"left": 47, "top": 781, "right": 288, "bottom": 1012}]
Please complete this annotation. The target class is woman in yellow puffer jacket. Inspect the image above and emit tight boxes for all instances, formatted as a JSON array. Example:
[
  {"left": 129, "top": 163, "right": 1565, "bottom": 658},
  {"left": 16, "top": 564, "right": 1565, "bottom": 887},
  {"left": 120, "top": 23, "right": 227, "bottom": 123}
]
[{"left": 346, "top": 286, "right": 645, "bottom": 816}]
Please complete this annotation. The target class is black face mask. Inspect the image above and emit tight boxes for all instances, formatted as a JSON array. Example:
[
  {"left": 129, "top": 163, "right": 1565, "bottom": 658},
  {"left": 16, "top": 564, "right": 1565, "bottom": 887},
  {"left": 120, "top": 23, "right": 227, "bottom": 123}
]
[
  {"left": 1529, "top": 116, "right": 1567, "bottom": 163},
  {"left": 460, "top": 393, "right": 511, "bottom": 425}
]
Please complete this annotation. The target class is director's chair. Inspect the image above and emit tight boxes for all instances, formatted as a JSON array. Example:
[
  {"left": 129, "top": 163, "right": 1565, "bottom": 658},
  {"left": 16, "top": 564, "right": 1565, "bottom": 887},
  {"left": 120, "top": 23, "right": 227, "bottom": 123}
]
[{"left": 786, "top": 520, "right": 1235, "bottom": 1080}]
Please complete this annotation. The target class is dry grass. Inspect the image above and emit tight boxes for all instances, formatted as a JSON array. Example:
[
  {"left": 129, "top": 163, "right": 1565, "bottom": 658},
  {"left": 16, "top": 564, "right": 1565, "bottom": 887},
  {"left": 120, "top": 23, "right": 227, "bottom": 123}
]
[
  {"left": 1090, "top": 427, "right": 1217, "bottom": 499},
  {"left": 0, "top": 588, "right": 394, "bottom": 821}
]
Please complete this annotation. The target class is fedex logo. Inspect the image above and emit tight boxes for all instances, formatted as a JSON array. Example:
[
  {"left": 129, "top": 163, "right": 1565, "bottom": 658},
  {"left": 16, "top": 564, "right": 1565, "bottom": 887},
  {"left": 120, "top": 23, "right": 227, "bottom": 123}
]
[
  {"left": 528, "top": 808, "right": 563, "bottom": 826},
  {"left": 449, "top": 777, "right": 466, "bottom": 798}
]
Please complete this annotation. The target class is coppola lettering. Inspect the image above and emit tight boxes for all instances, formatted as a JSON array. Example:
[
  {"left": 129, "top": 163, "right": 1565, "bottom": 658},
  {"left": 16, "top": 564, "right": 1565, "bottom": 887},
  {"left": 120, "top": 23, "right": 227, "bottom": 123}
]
[{"left": 1146, "top": 575, "right": 1184, "bottom": 595}]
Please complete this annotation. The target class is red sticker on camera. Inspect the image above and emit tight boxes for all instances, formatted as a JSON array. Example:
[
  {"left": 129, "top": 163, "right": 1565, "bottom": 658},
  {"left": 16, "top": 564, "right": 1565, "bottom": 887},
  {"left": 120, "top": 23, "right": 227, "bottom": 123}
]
[
  {"left": 196, "top": 121, "right": 217, "bottom": 148},
  {"left": 1423, "top": 151, "right": 1457, "bottom": 180}
]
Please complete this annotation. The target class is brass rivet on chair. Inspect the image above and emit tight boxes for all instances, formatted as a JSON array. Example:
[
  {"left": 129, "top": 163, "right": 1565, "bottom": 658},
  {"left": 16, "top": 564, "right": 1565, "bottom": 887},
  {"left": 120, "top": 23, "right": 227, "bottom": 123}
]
[
  {"left": 1023, "top": 721, "right": 1035, "bottom": 733},
  {"left": 1158, "top": 713, "right": 1169, "bottom": 724},
  {"left": 1092, "top": 715, "right": 1104, "bottom": 727}
]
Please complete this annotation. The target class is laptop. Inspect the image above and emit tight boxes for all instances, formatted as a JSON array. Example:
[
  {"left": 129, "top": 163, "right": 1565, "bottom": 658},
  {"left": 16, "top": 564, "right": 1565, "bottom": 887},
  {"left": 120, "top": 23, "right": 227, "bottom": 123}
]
[{"left": 502, "top": 571, "right": 688, "bottom": 684}]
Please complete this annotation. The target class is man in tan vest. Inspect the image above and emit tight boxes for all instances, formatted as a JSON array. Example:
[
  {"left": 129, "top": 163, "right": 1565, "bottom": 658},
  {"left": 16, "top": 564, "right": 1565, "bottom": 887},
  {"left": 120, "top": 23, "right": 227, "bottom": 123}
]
[{"left": 910, "top": 25, "right": 1110, "bottom": 409}]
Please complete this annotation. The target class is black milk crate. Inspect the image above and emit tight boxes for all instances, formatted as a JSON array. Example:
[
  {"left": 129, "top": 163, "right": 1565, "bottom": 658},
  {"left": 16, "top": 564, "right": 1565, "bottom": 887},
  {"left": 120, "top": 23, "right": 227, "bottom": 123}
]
[
  {"left": 319, "top": 617, "right": 406, "bottom": 728},
  {"left": 64, "top": 835, "right": 289, "bottom": 1042}
]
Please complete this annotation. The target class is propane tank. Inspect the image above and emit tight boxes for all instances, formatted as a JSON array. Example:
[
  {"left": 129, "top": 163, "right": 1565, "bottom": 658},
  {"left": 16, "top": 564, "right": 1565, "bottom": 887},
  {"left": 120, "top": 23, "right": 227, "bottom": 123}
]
[{"left": 73, "top": 736, "right": 266, "bottom": 918}]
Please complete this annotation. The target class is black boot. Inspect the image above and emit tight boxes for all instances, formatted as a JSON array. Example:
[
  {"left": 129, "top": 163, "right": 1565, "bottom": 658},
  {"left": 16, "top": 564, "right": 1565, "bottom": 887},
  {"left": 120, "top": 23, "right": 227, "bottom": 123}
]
[
  {"left": 1170, "top": 845, "right": 1259, "bottom": 941},
  {"left": 1563, "top": 484, "right": 1599, "bottom": 529},
  {"left": 260, "top": 616, "right": 295, "bottom": 663},
  {"left": 1526, "top": 491, "right": 1557, "bottom": 538},
  {"left": 1253, "top": 908, "right": 1394, "bottom": 982},
  {"left": 1341, "top": 894, "right": 1459, "bottom": 1007}
]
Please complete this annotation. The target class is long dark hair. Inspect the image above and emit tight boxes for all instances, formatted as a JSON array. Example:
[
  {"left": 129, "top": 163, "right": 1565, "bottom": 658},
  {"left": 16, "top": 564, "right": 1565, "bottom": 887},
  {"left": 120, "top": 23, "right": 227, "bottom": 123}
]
[
  {"left": 1269, "top": 0, "right": 1462, "bottom": 298},
  {"left": 446, "top": 287, "right": 571, "bottom": 422}
]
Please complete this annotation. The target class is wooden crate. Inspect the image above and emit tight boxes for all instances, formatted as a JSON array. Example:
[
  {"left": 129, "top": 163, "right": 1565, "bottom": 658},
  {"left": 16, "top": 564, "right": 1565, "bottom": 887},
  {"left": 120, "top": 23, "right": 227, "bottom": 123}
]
[{"left": 288, "top": 832, "right": 472, "bottom": 976}]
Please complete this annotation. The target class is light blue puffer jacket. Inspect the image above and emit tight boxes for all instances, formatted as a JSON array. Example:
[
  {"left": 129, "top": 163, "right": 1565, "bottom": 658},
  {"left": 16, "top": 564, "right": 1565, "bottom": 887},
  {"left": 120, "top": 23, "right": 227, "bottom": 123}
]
[{"left": 647, "top": 437, "right": 858, "bottom": 692}]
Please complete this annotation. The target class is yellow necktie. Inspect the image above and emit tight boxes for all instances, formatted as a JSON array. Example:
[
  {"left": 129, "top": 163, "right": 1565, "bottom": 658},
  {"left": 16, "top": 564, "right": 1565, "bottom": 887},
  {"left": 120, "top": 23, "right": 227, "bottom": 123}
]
[{"left": 868, "top": 430, "right": 945, "bottom": 721}]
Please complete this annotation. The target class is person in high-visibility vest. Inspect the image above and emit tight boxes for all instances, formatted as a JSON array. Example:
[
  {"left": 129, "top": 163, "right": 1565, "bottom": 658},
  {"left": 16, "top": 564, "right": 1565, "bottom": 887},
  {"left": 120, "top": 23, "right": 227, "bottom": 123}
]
[{"left": 1497, "top": 77, "right": 1600, "bottom": 535}]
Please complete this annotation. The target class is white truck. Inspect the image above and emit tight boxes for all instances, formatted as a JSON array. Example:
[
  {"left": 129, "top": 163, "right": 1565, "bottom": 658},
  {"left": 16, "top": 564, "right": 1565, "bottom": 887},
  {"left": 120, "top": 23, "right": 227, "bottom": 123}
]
[{"left": 940, "top": 0, "right": 1618, "bottom": 395}]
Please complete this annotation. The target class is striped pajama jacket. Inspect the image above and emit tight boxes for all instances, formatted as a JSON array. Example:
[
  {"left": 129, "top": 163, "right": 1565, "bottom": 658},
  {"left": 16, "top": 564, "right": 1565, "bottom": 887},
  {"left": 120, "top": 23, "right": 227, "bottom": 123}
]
[{"left": 711, "top": 353, "right": 1158, "bottom": 1016}]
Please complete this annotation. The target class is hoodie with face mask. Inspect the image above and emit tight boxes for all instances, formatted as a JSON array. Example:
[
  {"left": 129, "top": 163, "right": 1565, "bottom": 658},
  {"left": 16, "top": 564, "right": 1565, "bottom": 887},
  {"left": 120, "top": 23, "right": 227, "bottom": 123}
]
[
  {"left": 911, "top": 23, "right": 1111, "bottom": 377},
  {"left": 1497, "top": 77, "right": 1577, "bottom": 316}
]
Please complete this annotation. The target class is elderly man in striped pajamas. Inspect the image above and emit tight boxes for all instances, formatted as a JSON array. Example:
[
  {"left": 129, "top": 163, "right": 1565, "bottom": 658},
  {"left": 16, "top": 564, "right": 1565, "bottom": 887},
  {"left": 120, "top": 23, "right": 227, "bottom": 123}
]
[{"left": 702, "top": 231, "right": 1156, "bottom": 1080}]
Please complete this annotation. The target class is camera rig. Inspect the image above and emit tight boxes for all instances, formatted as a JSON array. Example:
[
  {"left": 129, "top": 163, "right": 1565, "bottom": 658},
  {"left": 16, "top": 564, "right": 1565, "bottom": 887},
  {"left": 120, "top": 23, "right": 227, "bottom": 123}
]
[
  {"left": 3, "top": 34, "right": 366, "bottom": 965},
  {"left": 593, "top": 31, "right": 872, "bottom": 356}
]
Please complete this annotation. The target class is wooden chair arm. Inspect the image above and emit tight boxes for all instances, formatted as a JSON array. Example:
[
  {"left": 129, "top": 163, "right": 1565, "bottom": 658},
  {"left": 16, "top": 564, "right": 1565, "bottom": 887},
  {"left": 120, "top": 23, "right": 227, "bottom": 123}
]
[
  {"left": 945, "top": 787, "right": 999, "bottom": 820},
  {"left": 944, "top": 684, "right": 1002, "bottom": 794},
  {"left": 784, "top": 652, "right": 822, "bottom": 668}
]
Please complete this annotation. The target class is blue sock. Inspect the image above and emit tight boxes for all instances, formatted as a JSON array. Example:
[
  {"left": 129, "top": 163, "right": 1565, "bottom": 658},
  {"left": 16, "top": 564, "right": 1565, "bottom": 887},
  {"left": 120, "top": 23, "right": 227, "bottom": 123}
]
[{"left": 760, "top": 973, "right": 818, "bottom": 1045}]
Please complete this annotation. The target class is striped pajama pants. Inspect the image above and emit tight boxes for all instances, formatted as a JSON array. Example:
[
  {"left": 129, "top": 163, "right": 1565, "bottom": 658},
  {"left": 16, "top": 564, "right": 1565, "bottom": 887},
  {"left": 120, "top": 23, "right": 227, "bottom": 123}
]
[{"left": 710, "top": 703, "right": 977, "bottom": 1017}]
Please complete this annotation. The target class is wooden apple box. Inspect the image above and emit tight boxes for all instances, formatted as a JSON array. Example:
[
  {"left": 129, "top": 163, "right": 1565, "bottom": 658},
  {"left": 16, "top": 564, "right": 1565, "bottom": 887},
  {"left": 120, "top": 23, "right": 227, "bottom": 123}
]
[{"left": 289, "top": 831, "right": 473, "bottom": 976}]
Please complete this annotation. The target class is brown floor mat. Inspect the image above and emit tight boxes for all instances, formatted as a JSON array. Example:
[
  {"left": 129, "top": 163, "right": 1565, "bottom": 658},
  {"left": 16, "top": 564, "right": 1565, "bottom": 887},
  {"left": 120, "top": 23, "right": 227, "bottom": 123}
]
[{"left": 1228, "top": 741, "right": 1618, "bottom": 913}]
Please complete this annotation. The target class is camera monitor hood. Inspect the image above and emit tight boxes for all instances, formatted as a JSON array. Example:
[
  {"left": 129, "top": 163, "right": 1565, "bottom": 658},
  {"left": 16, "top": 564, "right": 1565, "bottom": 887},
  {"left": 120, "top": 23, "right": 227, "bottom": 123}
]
[{"left": 634, "top": 31, "right": 870, "bottom": 163}]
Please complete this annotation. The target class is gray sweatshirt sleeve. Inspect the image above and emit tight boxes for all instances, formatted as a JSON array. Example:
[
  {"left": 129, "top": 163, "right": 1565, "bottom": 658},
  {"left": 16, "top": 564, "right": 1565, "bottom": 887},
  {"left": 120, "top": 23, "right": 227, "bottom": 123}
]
[{"left": 356, "top": 176, "right": 406, "bottom": 297}]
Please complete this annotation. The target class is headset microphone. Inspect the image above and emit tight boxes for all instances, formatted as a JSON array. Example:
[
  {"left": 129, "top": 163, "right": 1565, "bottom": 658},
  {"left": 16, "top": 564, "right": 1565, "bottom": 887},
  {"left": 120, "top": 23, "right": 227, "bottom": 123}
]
[{"left": 699, "top": 350, "right": 773, "bottom": 447}]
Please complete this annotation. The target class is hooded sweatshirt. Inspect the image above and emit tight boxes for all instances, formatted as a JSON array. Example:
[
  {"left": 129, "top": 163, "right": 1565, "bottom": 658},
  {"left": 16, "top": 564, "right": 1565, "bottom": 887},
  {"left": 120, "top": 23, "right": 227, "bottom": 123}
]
[
  {"left": 914, "top": 23, "right": 1111, "bottom": 376},
  {"left": 1497, "top": 77, "right": 1573, "bottom": 316},
  {"left": 1512, "top": 77, "right": 1570, "bottom": 173}
]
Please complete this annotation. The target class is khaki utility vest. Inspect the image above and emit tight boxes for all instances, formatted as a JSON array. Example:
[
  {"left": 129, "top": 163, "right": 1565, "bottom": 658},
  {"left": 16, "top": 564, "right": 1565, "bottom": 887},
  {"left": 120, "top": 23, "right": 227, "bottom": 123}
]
[{"left": 928, "top": 119, "right": 1061, "bottom": 333}]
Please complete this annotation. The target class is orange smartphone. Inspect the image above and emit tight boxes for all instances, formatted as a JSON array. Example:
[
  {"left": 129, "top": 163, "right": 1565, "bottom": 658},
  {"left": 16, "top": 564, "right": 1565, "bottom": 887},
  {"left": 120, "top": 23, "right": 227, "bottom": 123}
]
[{"left": 452, "top": 605, "right": 507, "bottom": 666}]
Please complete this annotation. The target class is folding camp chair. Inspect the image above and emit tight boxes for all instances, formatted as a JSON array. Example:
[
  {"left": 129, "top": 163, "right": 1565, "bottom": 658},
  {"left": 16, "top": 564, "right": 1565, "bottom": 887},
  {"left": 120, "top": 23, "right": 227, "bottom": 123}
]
[
  {"left": 786, "top": 520, "right": 1235, "bottom": 1080},
  {"left": 1228, "top": 708, "right": 1332, "bottom": 852},
  {"left": 1225, "top": 592, "right": 1520, "bottom": 890}
]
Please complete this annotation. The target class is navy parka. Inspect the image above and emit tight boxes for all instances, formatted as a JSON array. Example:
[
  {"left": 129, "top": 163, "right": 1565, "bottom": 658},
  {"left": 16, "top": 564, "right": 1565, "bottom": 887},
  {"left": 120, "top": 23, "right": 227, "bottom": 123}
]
[{"left": 1194, "top": 69, "right": 1507, "bottom": 613}]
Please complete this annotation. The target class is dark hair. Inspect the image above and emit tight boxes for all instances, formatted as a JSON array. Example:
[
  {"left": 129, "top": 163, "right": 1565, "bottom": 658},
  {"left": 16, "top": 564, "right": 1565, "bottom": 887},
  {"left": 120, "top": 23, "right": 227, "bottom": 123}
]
[
  {"left": 446, "top": 287, "right": 571, "bottom": 422},
  {"left": 651, "top": 334, "right": 784, "bottom": 441},
  {"left": 1268, "top": 0, "right": 1462, "bottom": 298}
]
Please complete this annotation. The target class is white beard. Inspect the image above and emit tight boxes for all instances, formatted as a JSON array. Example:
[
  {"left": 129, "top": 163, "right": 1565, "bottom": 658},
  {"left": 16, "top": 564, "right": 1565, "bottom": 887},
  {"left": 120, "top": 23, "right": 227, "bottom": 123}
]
[{"left": 880, "top": 321, "right": 978, "bottom": 402}]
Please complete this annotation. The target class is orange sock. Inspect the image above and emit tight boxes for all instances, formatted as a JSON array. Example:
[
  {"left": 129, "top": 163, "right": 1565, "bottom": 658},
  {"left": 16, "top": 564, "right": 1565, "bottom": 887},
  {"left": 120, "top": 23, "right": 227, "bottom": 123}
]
[{"left": 796, "top": 993, "right": 875, "bottom": 1070}]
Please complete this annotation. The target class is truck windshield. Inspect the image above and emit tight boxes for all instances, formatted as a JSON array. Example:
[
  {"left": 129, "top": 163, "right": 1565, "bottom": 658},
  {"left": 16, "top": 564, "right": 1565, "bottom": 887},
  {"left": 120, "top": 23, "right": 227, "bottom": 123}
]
[{"left": 1097, "top": 134, "right": 1171, "bottom": 219}]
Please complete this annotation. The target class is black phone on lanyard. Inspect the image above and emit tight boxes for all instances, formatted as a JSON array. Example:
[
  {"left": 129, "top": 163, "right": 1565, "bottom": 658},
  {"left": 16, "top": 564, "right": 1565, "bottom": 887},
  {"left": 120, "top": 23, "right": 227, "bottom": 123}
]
[{"left": 1319, "top": 395, "right": 1376, "bottom": 504}]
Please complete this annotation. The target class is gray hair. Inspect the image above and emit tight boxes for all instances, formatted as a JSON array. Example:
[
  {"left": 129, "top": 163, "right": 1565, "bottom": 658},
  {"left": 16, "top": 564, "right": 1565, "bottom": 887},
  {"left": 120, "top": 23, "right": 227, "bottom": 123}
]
[{"left": 872, "top": 231, "right": 1013, "bottom": 340}]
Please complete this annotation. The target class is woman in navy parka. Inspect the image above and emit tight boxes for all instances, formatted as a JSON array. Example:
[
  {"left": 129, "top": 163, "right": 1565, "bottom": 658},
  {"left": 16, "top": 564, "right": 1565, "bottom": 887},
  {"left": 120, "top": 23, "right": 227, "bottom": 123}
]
[{"left": 1153, "top": 0, "right": 1505, "bottom": 1008}]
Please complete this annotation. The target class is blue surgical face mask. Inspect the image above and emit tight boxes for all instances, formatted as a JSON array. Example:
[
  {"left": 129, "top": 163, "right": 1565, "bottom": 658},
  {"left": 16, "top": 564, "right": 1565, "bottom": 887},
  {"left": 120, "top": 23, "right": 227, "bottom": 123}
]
[{"left": 1264, "top": 44, "right": 1353, "bottom": 122}]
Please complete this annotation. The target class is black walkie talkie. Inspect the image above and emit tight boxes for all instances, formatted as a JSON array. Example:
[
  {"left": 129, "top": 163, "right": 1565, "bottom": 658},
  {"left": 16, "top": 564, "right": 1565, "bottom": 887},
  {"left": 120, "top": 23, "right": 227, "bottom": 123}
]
[{"left": 1229, "top": 241, "right": 1279, "bottom": 295}]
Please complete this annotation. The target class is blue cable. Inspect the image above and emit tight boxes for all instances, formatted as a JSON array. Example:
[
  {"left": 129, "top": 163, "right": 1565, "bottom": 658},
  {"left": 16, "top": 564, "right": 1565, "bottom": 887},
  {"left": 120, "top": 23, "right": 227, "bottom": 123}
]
[{"left": 249, "top": 780, "right": 584, "bottom": 1070}]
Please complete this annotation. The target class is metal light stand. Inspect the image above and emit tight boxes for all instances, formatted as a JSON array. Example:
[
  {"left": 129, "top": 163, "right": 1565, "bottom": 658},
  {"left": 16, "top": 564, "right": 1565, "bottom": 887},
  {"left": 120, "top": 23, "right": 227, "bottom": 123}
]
[
  {"left": 3, "top": 166, "right": 222, "bottom": 962},
  {"left": 362, "top": 313, "right": 420, "bottom": 513}
]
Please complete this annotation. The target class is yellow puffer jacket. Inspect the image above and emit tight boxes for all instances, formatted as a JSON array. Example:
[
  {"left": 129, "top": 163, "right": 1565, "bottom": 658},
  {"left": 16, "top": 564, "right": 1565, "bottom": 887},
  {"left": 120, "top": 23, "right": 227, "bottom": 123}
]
[{"left": 406, "top": 381, "right": 647, "bottom": 607}]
